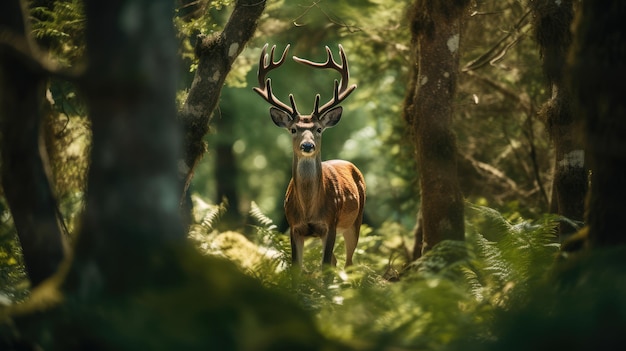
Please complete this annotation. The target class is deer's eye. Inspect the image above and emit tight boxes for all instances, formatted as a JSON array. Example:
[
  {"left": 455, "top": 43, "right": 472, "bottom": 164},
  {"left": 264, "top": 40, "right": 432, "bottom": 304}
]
[
  {"left": 290, "top": 128, "right": 297, "bottom": 134},
  {"left": 317, "top": 128, "right": 322, "bottom": 133}
]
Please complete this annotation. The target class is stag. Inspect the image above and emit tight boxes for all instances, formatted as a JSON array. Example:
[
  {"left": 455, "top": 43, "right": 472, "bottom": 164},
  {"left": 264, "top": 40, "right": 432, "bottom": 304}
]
[{"left": 253, "top": 44, "right": 366, "bottom": 268}]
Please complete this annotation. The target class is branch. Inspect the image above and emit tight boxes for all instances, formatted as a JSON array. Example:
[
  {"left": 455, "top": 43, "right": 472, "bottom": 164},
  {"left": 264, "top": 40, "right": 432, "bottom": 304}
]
[
  {"left": 462, "top": 10, "right": 531, "bottom": 72},
  {"left": 464, "top": 69, "right": 533, "bottom": 115},
  {"left": 458, "top": 151, "right": 539, "bottom": 203},
  {"left": 460, "top": 152, "right": 520, "bottom": 192},
  {"left": 292, "top": 1, "right": 361, "bottom": 33},
  {"left": 0, "top": 30, "right": 83, "bottom": 81}
]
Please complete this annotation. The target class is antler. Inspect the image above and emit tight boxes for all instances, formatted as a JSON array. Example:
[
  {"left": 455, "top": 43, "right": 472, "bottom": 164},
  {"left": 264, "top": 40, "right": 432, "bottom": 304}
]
[
  {"left": 253, "top": 44, "right": 299, "bottom": 116},
  {"left": 293, "top": 44, "right": 357, "bottom": 116}
]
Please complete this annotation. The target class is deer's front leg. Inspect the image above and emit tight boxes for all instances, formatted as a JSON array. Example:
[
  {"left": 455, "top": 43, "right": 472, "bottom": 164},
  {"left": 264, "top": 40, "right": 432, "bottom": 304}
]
[
  {"left": 289, "top": 225, "right": 310, "bottom": 266},
  {"left": 290, "top": 227, "right": 305, "bottom": 266},
  {"left": 322, "top": 226, "right": 337, "bottom": 266}
]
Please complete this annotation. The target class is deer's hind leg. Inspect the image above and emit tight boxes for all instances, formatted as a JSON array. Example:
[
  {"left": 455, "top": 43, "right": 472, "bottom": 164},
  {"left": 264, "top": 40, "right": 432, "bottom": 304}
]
[{"left": 342, "top": 217, "right": 362, "bottom": 267}]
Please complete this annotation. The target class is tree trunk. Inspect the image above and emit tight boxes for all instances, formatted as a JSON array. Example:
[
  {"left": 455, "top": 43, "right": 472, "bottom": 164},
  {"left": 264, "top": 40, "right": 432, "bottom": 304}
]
[
  {"left": 60, "top": 0, "right": 186, "bottom": 291},
  {"left": 0, "top": 0, "right": 67, "bottom": 288},
  {"left": 2, "top": 1, "right": 324, "bottom": 349},
  {"left": 178, "top": 0, "right": 265, "bottom": 223},
  {"left": 568, "top": 0, "right": 626, "bottom": 248},
  {"left": 213, "top": 94, "right": 243, "bottom": 230},
  {"left": 404, "top": 0, "right": 468, "bottom": 259},
  {"left": 531, "top": 0, "right": 587, "bottom": 241}
]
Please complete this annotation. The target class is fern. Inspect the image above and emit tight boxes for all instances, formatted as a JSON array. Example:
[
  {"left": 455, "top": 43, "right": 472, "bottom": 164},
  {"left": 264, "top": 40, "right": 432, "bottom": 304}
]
[
  {"left": 187, "top": 196, "right": 227, "bottom": 247},
  {"left": 184, "top": 195, "right": 563, "bottom": 349},
  {"left": 248, "top": 202, "right": 289, "bottom": 263},
  {"left": 249, "top": 201, "right": 277, "bottom": 231},
  {"left": 244, "top": 202, "right": 292, "bottom": 286},
  {"left": 465, "top": 204, "right": 560, "bottom": 306},
  {"left": 199, "top": 197, "right": 227, "bottom": 231}
]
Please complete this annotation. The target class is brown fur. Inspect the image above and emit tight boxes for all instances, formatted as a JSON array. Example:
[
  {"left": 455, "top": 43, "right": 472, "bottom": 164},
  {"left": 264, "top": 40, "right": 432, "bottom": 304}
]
[
  {"left": 285, "top": 158, "right": 365, "bottom": 267},
  {"left": 254, "top": 44, "right": 364, "bottom": 267}
]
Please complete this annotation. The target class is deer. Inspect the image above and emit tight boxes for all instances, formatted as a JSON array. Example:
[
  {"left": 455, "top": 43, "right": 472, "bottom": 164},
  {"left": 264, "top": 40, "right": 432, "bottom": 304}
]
[{"left": 253, "top": 44, "right": 366, "bottom": 268}]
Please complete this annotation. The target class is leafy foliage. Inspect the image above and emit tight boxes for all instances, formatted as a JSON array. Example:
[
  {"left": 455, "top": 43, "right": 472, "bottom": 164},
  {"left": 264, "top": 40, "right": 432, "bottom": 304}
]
[
  {"left": 30, "top": 0, "right": 86, "bottom": 67},
  {"left": 185, "top": 0, "right": 555, "bottom": 233},
  {"left": 0, "top": 200, "right": 29, "bottom": 304},
  {"left": 174, "top": 0, "right": 255, "bottom": 87},
  {"left": 0, "top": 0, "right": 600, "bottom": 348},
  {"left": 189, "top": 197, "right": 562, "bottom": 349},
  {"left": 22, "top": 0, "right": 557, "bottom": 236}
]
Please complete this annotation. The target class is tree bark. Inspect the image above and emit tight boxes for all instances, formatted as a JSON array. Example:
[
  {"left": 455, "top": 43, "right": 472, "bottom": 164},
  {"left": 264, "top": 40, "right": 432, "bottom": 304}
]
[
  {"left": 0, "top": 0, "right": 67, "bottom": 288},
  {"left": 213, "top": 94, "right": 243, "bottom": 229},
  {"left": 405, "top": 0, "right": 468, "bottom": 259},
  {"left": 178, "top": 0, "right": 265, "bottom": 216},
  {"left": 61, "top": 0, "right": 186, "bottom": 292},
  {"left": 531, "top": 0, "right": 586, "bottom": 241},
  {"left": 1, "top": 2, "right": 327, "bottom": 349},
  {"left": 568, "top": 0, "right": 626, "bottom": 248}
]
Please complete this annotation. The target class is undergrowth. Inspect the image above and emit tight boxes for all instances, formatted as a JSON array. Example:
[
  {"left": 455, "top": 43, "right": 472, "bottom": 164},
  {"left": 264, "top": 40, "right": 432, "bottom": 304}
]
[
  {"left": 189, "top": 195, "right": 563, "bottom": 350},
  {"left": 0, "top": 199, "right": 29, "bottom": 304}
]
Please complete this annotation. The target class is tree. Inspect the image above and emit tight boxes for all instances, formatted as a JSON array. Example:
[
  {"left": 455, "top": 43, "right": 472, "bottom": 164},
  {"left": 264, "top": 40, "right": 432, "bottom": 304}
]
[
  {"left": 404, "top": 0, "right": 469, "bottom": 259},
  {"left": 568, "top": 0, "right": 626, "bottom": 248},
  {"left": 213, "top": 91, "right": 244, "bottom": 230},
  {"left": 0, "top": 1, "right": 332, "bottom": 349},
  {"left": 530, "top": 0, "right": 586, "bottom": 240},
  {"left": 451, "top": 5, "right": 626, "bottom": 349},
  {"left": 1, "top": 0, "right": 265, "bottom": 290},
  {"left": 177, "top": 0, "right": 265, "bottom": 225},
  {"left": 0, "top": 0, "right": 68, "bottom": 288}
]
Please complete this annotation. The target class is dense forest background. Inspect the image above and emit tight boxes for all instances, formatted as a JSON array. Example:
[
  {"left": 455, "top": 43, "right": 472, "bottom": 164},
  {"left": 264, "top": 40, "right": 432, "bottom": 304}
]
[
  {"left": 197, "top": 0, "right": 552, "bottom": 230},
  {"left": 1, "top": 0, "right": 625, "bottom": 350}
]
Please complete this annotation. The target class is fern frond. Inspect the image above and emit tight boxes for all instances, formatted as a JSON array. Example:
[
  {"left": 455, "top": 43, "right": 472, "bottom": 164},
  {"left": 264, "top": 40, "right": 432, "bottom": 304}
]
[
  {"left": 467, "top": 204, "right": 514, "bottom": 241},
  {"left": 465, "top": 204, "right": 561, "bottom": 308},
  {"left": 245, "top": 201, "right": 292, "bottom": 279},
  {"left": 188, "top": 196, "right": 227, "bottom": 242},
  {"left": 406, "top": 240, "right": 470, "bottom": 281},
  {"left": 249, "top": 201, "right": 277, "bottom": 231},
  {"left": 200, "top": 198, "right": 228, "bottom": 231},
  {"left": 469, "top": 230, "right": 512, "bottom": 287}
]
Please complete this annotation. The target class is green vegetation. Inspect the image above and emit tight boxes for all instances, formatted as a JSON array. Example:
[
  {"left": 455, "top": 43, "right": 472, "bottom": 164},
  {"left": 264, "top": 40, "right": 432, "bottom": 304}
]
[
  {"left": 3, "top": 0, "right": 624, "bottom": 349},
  {"left": 0, "top": 199, "right": 29, "bottom": 303},
  {"left": 185, "top": 195, "right": 562, "bottom": 349}
]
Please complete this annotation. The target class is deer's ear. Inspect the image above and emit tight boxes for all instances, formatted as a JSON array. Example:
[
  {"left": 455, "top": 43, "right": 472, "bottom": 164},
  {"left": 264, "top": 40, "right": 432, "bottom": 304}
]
[
  {"left": 270, "top": 107, "right": 292, "bottom": 128},
  {"left": 319, "top": 106, "right": 343, "bottom": 128}
]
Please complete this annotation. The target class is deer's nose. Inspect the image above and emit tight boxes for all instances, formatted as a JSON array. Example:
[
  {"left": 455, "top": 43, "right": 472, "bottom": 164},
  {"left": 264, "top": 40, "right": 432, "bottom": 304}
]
[{"left": 300, "top": 142, "right": 315, "bottom": 153}]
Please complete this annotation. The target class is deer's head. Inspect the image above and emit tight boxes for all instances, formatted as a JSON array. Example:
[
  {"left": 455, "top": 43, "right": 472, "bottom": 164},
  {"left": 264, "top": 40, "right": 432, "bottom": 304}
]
[{"left": 253, "top": 44, "right": 357, "bottom": 158}]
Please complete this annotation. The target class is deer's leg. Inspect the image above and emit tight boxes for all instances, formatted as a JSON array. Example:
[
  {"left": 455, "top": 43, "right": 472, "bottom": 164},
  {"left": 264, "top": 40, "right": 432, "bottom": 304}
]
[
  {"left": 342, "top": 228, "right": 358, "bottom": 267},
  {"left": 322, "top": 227, "right": 337, "bottom": 266},
  {"left": 290, "top": 228, "right": 304, "bottom": 266},
  {"left": 343, "top": 213, "right": 363, "bottom": 267}
]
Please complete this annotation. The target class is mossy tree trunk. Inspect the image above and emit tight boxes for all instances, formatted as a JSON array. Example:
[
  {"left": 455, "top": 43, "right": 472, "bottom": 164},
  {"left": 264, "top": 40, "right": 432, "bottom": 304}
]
[
  {"left": 0, "top": 0, "right": 67, "bottom": 288},
  {"left": 1, "top": 1, "right": 326, "bottom": 349},
  {"left": 568, "top": 0, "right": 626, "bottom": 248},
  {"left": 404, "top": 0, "right": 469, "bottom": 259},
  {"left": 531, "top": 0, "right": 587, "bottom": 241}
]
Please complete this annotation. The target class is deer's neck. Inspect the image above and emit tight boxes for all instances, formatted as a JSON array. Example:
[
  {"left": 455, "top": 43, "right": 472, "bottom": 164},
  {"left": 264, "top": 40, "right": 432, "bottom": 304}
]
[{"left": 293, "top": 156, "right": 324, "bottom": 205}]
